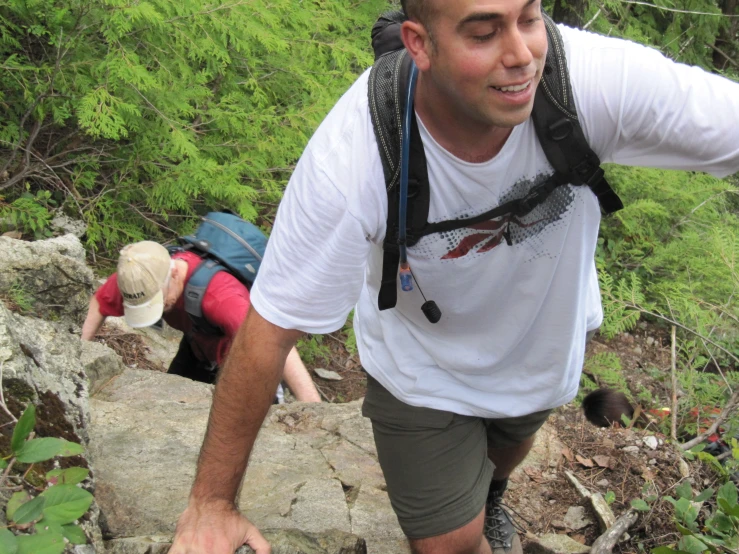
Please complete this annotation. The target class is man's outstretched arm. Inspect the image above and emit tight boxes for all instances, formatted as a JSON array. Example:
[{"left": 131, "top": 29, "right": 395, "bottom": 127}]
[
  {"left": 283, "top": 346, "right": 321, "bottom": 402},
  {"left": 170, "top": 307, "right": 302, "bottom": 554},
  {"left": 81, "top": 296, "right": 106, "bottom": 341}
]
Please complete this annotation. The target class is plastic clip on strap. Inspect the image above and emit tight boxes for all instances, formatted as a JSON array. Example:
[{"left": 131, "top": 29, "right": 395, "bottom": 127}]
[{"left": 398, "top": 62, "right": 441, "bottom": 324}]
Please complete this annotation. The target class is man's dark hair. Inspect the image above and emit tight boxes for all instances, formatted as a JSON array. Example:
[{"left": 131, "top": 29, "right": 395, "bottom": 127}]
[{"left": 400, "top": 0, "right": 435, "bottom": 27}]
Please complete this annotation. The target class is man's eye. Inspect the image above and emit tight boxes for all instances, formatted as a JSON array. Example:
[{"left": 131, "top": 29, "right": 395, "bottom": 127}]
[{"left": 472, "top": 31, "right": 496, "bottom": 42}]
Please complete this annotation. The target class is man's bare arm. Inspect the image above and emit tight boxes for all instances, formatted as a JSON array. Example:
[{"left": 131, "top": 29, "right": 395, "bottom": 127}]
[
  {"left": 282, "top": 347, "right": 321, "bottom": 402},
  {"left": 169, "top": 308, "right": 301, "bottom": 554},
  {"left": 81, "top": 296, "right": 106, "bottom": 341}
]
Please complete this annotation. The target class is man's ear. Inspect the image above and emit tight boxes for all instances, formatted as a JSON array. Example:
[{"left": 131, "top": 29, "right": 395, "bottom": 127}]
[{"left": 401, "top": 20, "right": 432, "bottom": 71}]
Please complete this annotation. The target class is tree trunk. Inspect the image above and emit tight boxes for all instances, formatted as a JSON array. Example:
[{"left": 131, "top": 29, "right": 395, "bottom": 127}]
[
  {"left": 551, "top": 0, "right": 589, "bottom": 28},
  {"left": 712, "top": 0, "right": 739, "bottom": 71}
]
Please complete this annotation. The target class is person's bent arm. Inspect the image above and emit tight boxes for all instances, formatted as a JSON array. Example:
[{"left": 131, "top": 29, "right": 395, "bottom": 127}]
[
  {"left": 170, "top": 307, "right": 302, "bottom": 554},
  {"left": 283, "top": 346, "right": 321, "bottom": 402},
  {"left": 81, "top": 296, "right": 106, "bottom": 341}
]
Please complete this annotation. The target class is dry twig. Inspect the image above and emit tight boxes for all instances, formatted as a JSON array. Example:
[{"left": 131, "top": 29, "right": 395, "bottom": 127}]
[
  {"left": 590, "top": 510, "right": 639, "bottom": 554},
  {"left": 679, "top": 388, "right": 739, "bottom": 451}
]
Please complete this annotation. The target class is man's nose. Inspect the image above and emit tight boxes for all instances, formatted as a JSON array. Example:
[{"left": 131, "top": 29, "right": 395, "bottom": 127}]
[{"left": 501, "top": 27, "right": 534, "bottom": 68}]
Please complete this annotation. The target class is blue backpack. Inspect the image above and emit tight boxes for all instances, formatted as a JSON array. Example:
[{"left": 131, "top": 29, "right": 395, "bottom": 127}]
[{"left": 173, "top": 211, "right": 268, "bottom": 336}]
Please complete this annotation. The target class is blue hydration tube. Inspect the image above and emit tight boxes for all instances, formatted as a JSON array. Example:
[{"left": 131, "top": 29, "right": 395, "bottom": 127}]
[{"left": 398, "top": 61, "right": 419, "bottom": 292}]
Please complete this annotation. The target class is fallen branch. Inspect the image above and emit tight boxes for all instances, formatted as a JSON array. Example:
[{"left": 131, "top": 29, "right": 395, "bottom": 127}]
[
  {"left": 590, "top": 510, "right": 638, "bottom": 554},
  {"left": 564, "top": 470, "right": 619, "bottom": 533},
  {"left": 679, "top": 388, "right": 739, "bottom": 451}
]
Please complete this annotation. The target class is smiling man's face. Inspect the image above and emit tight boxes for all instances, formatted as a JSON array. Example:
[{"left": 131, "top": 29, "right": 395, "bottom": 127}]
[{"left": 416, "top": 0, "right": 548, "bottom": 130}]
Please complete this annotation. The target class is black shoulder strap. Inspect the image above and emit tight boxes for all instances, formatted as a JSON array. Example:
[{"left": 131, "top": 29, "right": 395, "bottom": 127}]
[
  {"left": 183, "top": 259, "right": 225, "bottom": 336},
  {"left": 369, "top": 49, "right": 430, "bottom": 310},
  {"left": 532, "top": 15, "right": 623, "bottom": 214}
]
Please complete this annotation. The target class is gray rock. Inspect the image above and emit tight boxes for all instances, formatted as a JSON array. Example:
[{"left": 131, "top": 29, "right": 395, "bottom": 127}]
[
  {"left": 642, "top": 436, "right": 658, "bottom": 450},
  {"left": 0, "top": 234, "right": 93, "bottom": 324},
  {"left": 622, "top": 446, "right": 640, "bottom": 454},
  {"left": 0, "top": 304, "right": 89, "bottom": 442},
  {"left": 105, "top": 530, "right": 368, "bottom": 554},
  {"left": 563, "top": 506, "right": 593, "bottom": 530},
  {"left": 51, "top": 214, "right": 87, "bottom": 239},
  {"left": 88, "top": 373, "right": 409, "bottom": 553},
  {"left": 80, "top": 340, "right": 126, "bottom": 394},
  {"left": 528, "top": 533, "right": 590, "bottom": 554}
]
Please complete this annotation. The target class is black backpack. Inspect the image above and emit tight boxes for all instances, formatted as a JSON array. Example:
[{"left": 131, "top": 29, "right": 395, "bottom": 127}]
[{"left": 368, "top": 11, "right": 623, "bottom": 321}]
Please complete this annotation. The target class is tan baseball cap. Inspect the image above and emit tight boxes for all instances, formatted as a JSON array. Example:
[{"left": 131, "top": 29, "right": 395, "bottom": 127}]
[{"left": 117, "top": 241, "right": 172, "bottom": 328}]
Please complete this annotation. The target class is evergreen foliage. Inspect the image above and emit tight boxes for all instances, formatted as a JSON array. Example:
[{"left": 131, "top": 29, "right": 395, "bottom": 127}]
[{"left": 0, "top": 0, "right": 385, "bottom": 251}]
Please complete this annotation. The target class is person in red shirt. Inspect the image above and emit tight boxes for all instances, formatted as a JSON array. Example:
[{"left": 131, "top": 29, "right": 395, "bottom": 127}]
[{"left": 81, "top": 241, "right": 320, "bottom": 402}]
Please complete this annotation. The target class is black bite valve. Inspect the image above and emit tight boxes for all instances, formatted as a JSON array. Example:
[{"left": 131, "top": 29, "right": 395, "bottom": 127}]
[{"left": 422, "top": 301, "right": 441, "bottom": 324}]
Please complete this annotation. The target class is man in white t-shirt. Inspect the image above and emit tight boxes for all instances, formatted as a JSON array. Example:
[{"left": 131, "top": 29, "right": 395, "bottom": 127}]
[{"left": 169, "top": 0, "right": 739, "bottom": 552}]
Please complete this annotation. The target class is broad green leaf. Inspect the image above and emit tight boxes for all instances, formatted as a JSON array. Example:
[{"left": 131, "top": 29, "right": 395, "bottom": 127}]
[
  {"left": 674, "top": 498, "right": 699, "bottom": 526},
  {"left": 15, "top": 438, "right": 83, "bottom": 464},
  {"left": 11, "top": 495, "right": 45, "bottom": 524},
  {"left": 46, "top": 467, "right": 89, "bottom": 486},
  {"left": 717, "top": 482, "right": 738, "bottom": 507},
  {"left": 605, "top": 490, "right": 616, "bottom": 505},
  {"left": 62, "top": 524, "right": 88, "bottom": 545},
  {"left": 40, "top": 484, "right": 93, "bottom": 525},
  {"left": 11, "top": 405, "right": 35, "bottom": 453},
  {"left": 36, "top": 522, "right": 64, "bottom": 536},
  {"left": 0, "top": 528, "right": 18, "bottom": 554},
  {"left": 675, "top": 481, "right": 693, "bottom": 500},
  {"left": 6, "top": 491, "right": 31, "bottom": 520},
  {"left": 717, "top": 498, "right": 739, "bottom": 518},
  {"left": 631, "top": 498, "right": 650, "bottom": 512},
  {"left": 677, "top": 536, "right": 710, "bottom": 554},
  {"left": 694, "top": 488, "right": 714, "bottom": 503},
  {"left": 0, "top": 458, "right": 7, "bottom": 469},
  {"left": 15, "top": 532, "right": 64, "bottom": 554}
]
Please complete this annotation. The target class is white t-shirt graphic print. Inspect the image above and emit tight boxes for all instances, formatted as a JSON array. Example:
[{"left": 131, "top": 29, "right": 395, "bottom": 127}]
[{"left": 251, "top": 25, "right": 739, "bottom": 418}]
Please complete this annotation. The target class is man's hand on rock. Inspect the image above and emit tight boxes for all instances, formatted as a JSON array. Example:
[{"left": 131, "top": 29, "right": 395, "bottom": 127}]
[{"left": 170, "top": 499, "right": 270, "bottom": 554}]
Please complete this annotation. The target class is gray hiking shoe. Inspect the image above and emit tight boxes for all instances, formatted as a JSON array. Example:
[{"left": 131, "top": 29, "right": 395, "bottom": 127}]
[{"left": 484, "top": 490, "right": 523, "bottom": 554}]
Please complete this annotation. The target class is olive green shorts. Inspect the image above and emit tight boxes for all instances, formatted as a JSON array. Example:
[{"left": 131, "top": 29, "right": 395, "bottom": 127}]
[{"left": 362, "top": 375, "right": 552, "bottom": 539}]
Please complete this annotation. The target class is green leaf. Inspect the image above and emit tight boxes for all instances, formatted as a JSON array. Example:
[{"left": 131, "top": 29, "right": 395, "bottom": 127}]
[
  {"left": 0, "top": 528, "right": 18, "bottom": 554},
  {"left": 36, "top": 522, "right": 64, "bottom": 536},
  {"left": 675, "top": 497, "right": 699, "bottom": 526},
  {"left": 717, "top": 498, "right": 739, "bottom": 518},
  {"left": 39, "top": 484, "right": 93, "bottom": 525},
  {"left": 15, "top": 438, "right": 83, "bottom": 463},
  {"left": 693, "top": 488, "right": 714, "bottom": 503},
  {"left": 0, "top": 458, "right": 7, "bottom": 469},
  {"left": 717, "top": 482, "right": 738, "bottom": 507},
  {"left": 11, "top": 495, "right": 45, "bottom": 525},
  {"left": 45, "top": 467, "right": 89, "bottom": 486},
  {"left": 15, "top": 532, "right": 64, "bottom": 554},
  {"left": 6, "top": 491, "right": 31, "bottom": 521},
  {"left": 677, "top": 536, "right": 710, "bottom": 554},
  {"left": 676, "top": 481, "right": 693, "bottom": 500},
  {"left": 651, "top": 548, "right": 691, "bottom": 554},
  {"left": 631, "top": 498, "right": 650, "bottom": 512},
  {"left": 62, "top": 524, "right": 87, "bottom": 545},
  {"left": 605, "top": 490, "right": 616, "bottom": 505},
  {"left": 11, "top": 405, "right": 35, "bottom": 453}
]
